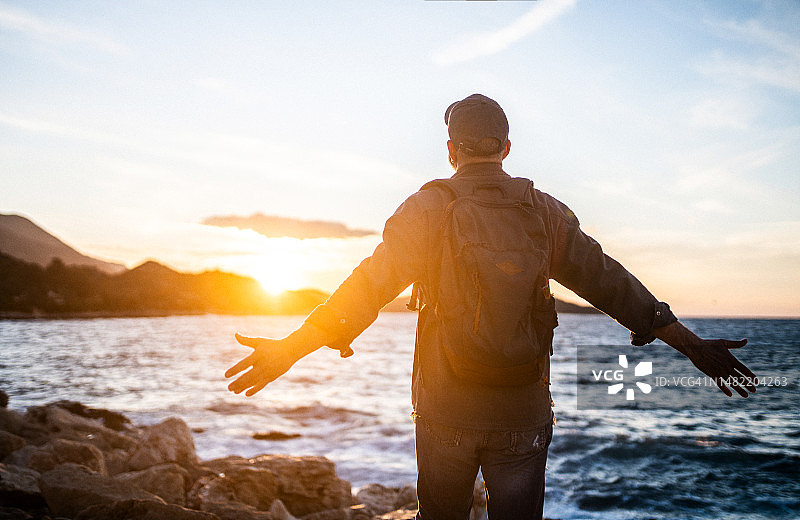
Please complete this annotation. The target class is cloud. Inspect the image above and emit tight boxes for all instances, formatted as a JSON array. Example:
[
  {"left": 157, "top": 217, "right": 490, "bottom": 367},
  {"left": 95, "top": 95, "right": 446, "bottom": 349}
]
[
  {"left": 689, "top": 95, "right": 755, "bottom": 130},
  {"left": 0, "top": 3, "right": 123, "bottom": 53},
  {"left": 697, "top": 17, "right": 800, "bottom": 93},
  {"left": 202, "top": 213, "right": 378, "bottom": 239},
  {"left": 432, "top": 0, "right": 576, "bottom": 65}
]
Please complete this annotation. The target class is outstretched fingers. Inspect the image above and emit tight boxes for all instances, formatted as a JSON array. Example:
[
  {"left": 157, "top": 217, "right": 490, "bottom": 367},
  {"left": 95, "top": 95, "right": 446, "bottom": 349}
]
[
  {"left": 235, "top": 332, "right": 261, "bottom": 348},
  {"left": 225, "top": 352, "right": 255, "bottom": 379}
]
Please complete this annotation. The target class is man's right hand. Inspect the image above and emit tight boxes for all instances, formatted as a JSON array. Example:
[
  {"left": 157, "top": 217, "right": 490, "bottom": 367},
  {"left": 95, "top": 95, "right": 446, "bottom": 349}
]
[{"left": 225, "top": 333, "right": 301, "bottom": 397}]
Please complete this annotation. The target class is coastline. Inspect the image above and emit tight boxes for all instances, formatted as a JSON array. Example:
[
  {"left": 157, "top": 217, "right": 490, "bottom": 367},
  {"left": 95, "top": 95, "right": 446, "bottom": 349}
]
[
  {"left": 0, "top": 393, "right": 422, "bottom": 520},
  {"left": 1, "top": 392, "right": 551, "bottom": 520}
]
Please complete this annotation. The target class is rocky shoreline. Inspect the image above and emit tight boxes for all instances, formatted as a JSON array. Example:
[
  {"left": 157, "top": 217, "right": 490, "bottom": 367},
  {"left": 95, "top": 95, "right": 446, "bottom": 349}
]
[{"left": 0, "top": 391, "right": 491, "bottom": 520}]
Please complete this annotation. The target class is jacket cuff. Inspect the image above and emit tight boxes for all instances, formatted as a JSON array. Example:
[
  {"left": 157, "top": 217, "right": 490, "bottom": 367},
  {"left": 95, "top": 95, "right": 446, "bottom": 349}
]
[
  {"left": 629, "top": 301, "right": 678, "bottom": 346},
  {"left": 304, "top": 304, "right": 356, "bottom": 357}
]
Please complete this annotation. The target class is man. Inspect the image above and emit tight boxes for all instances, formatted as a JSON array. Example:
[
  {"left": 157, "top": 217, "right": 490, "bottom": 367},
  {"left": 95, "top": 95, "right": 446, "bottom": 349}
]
[{"left": 226, "top": 94, "right": 757, "bottom": 520}]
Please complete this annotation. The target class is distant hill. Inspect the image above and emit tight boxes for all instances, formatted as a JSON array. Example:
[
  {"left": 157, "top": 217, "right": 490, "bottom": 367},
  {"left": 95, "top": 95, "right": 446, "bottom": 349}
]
[
  {"left": 0, "top": 213, "right": 126, "bottom": 274},
  {"left": 0, "top": 253, "right": 328, "bottom": 317},
  {"left": 0, "top": 212, "right": 599, "bottom": 317}
]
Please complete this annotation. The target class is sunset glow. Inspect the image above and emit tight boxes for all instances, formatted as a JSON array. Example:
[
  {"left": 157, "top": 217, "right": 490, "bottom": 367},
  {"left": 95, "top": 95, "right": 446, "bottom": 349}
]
[{"left": 1, "top": 2, "right": 797, "bottom": 317}]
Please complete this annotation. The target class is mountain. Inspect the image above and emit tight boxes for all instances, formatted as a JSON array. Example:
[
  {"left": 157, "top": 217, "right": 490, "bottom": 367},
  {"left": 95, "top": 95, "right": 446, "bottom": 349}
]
[
  {"left": 0, "top": 253, "right": 328, "bottom": 317},
  {"left": 0, "top": 213, "right": 126, "bottom": 274}
]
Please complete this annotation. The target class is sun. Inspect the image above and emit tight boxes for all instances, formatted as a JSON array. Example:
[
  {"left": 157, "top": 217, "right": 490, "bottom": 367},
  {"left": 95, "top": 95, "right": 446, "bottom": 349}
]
[{"left": 246, "top": 255, "right": 306, "bottom": 296}]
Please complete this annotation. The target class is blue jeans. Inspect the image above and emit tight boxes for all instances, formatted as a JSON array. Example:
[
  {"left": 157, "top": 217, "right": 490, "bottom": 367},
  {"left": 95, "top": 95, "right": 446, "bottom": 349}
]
[{"left": 413, "top": 413, "right": 552, "bottom": 520}]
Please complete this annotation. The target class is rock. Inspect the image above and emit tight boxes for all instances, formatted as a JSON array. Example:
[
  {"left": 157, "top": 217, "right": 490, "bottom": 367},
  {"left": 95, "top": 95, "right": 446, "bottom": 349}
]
[
  {"left": 299, "top": 508, "right": 349, "bottom": 520},
  {"left": 75, "top": 498, "right": 219, "bottom": 520},
  {"left": 0, "top": 463, "right": 44, "bottom": 508},
  {"left": 468, "top": 478, "right": 487, "bottom": 520},
  {"left": 52, "top": 400, "right": 132, "bottom": 432},
  {"left": 128, "top": 418, "right": 199, "bottom": 471},
  {"left": 0, "top": 431, "right": 25, "bottom": 461},
  {"left": 375, "top": 508, "right": 418, "bottom": 520},
  {"left": 354, "top": 484, "right": 417, "bottom": 516},
  {"left": 105, "top": 447, "right": 133, "bottom": 475},
  {"left": 188, "top": 468, "right": 277, "bottom": 513},
  {"left": 252, "top": 432, "right": 301, "bottom": 441},
  {"left": 38, "top": 463, "right": 165, "bottom": 518},
  {"left": 193, "top": 501, "right": 275, "bottom": 520},
  {"left": 354, "top": 484, "right": 396, "bottom": 516},
  {"left": 28, "top": 438, "right": 108, "bottom": 475},
  {"left": 115, "top": 464, "right": 192, "bottom": 506},
  {"left": 192, "top": 455, "right": 352, "bottom": 518},
  {"left": 22, "top": 405, "right": 137, "bottom": 451},
  {"left": 0, "top": 392, "right": 8, "bottom": 409},
  {"left": 268, "top": 499, "right": 296, "bottom": 520},
  {"left": 2, "top": 446, "right": 35, "bottom": 468},
  {"left": 0, "top": 505, "right": 33, "bottom": 519},
  {"left": 0, "top": 408, "right": 30, "bottom": 438},
  {"left": 394, "top": 485, "right": 417, "bottom": 510}
]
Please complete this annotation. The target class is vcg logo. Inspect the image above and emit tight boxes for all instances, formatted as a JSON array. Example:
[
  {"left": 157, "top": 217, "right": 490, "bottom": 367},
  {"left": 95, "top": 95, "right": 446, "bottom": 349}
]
[{"left": 592, "top": 355, "right": 653, "bottom": 401}]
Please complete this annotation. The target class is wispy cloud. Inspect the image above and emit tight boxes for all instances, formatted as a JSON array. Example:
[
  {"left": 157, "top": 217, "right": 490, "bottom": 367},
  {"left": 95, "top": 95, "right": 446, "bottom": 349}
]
[
  {"left": 689, "top": 95, "right": 755, "bottom": 130},
  {"left": 0, "top": 3, "right": 123, "bottom": 53},
  {"left": 432, "top": 0, "right": 576, "bottom": 66},
  {"left": 697, "top": 17, "right": 800, "bottom": 93},
  {"left": 202, "top": 213, "right": 378, "bottom": 239}
]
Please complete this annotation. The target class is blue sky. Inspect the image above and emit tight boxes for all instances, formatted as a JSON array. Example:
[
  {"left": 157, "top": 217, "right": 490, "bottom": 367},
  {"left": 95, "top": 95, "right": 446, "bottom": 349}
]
[{"left": 1, "top": 1, "right": 798, "bottom": 316}]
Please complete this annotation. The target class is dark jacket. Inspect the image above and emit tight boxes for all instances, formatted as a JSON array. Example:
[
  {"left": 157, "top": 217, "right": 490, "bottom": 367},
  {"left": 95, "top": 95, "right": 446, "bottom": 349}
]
[{"left": 306, "top": 162, "right": 676, "bottom": 429}]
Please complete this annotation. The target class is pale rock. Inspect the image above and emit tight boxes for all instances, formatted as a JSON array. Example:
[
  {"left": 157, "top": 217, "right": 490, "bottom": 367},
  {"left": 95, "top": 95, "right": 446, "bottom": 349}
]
[
  {"left": 268, "top": 498, "right": 296, "bottom": 520},
  {"left": 128, "top": 418, "right": 199, "bottom": 471},
  {"left": 469, "top": 478, "right": 487, "bottom": 520}
]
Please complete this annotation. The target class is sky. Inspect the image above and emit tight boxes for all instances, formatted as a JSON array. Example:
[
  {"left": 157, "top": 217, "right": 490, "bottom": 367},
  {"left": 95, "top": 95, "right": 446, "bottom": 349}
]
[{"left": 1, "top": 0, "right": 798, "bottom": 317}]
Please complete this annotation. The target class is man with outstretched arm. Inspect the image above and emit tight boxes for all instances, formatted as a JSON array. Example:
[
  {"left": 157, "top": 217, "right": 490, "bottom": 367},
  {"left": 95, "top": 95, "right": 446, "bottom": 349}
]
[{"left": 226, "top": 94, "right": 757, "bottom": 520}]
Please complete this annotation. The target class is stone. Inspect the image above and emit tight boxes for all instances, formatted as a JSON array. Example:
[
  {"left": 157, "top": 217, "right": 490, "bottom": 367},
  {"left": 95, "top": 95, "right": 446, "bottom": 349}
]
[
  {"left": 188, "top": 468, "right": 277, "bottom": 513},
  {"left": 192, "top": 455, "right": 352, "bottom": 518},
  {"left": 0, "top": 408, "right": 30, "bottom": 438},
  {"left": 251, "top": 432, "right": 301, "bottom": 441},
  {"left": 0, "top": 463, "right": 44, "bottom": 508},
  {"left": 354, "top": 484, "right": 396, "bottom": 516},
  {"left": 299, "top": 507, "right": 356, "bottom": 520},
  {"left": 2, "top": 446, "right": 35, "bottom": 468},
  {"left": 0, "top": 431, "right": 25, "bottom": 461},
  {"left": 104, "top": 447, "right": 132, "bottom": 475},
  {"left": 375, "top": 509, "right": 418, "bottom": 520},
  {"left": 115, "top": 463, "right": 192, "bottom": 506},
  {"left": 469, "top": 478, "right": 487, "bottom": 520},
  {"left": 193, "top": 501, "right": 275, "bottom": 520},
  {"left": 394, "top": 485, "right": 417, "bottom": 510},
  {"left": 0, "top": 505, "right": 33, "bottom": 519},
  {"left": 22, "top": 405, "right": 137, "bottom": 451},
  {"left": 268, "top": 499, "right": 296, "bottom": 520},
  {"left": 75, "top": 498, "right": 219, "bottom": 520},
  {"left": 354, "top": 484, "right": 417, "bottom": 516},
  {"left": 51, "top": 400, "right": 132, "bottom": 432},
  {"left": 27, "top": 438, "right": 108, "bottom": 475},
  {"left": 128, "top": 418, "right": 199, "bottom": 471},
  {"left": 38, "top": 463, "right": 165, "bottom": 518}
]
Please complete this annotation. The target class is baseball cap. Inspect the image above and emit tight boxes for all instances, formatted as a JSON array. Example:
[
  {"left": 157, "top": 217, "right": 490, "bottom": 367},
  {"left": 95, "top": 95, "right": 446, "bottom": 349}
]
[{"left": 444, "top": 94, "right": 509, "bottom": 155}]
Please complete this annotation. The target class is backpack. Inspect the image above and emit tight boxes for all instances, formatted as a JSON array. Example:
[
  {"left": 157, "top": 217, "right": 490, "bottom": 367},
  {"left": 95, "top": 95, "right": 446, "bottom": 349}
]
[{"left": 409, "top": 176, "right": 557, "bottom": 387}]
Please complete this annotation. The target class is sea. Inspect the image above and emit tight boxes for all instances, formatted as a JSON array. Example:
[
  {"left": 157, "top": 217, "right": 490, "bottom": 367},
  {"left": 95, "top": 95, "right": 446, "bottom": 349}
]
[{"left": 0, "top": 313, "right": 798, "bottom": 520}]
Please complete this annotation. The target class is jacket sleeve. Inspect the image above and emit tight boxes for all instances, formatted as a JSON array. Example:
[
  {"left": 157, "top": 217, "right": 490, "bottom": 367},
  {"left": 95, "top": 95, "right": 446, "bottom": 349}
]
[
  {"left": 546, "top": 198, "right": 677, "bottom": 345},
  {"left": 303, "top": 196, "right": 429, "bottom": 355}
]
